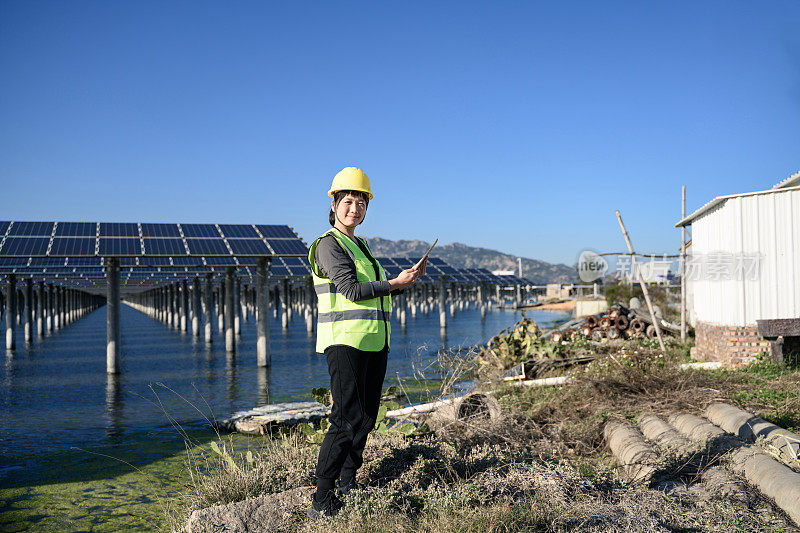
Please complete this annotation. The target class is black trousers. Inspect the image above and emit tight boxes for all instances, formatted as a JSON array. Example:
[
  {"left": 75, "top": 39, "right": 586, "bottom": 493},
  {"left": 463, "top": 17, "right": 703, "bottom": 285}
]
[{"left": 314, "top": 344, "right": 388, "bottom": 490}]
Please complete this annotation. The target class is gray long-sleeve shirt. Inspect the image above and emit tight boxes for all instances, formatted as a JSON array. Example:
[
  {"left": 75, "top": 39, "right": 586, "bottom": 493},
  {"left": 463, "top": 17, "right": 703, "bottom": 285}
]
[{"left": 314, "top": 234, "right": 392, "bottom": 302}]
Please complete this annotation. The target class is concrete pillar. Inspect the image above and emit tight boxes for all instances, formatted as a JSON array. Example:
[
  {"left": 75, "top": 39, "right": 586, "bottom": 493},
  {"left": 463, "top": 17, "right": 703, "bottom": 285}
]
[
  {"left": 53, "top": 286, "right": 60, "bottom": 330},
  {"left": 256, "top": 258, "right": 271, "bottom": 367},
  {"left": 23, "top": 279, "right": 33, "bottom": 343},
  {"left": 281, "top": 279, "right": 289, "bottom": 329},
  {"left": 204, "top": 275, "right": 213, "bottom": 343},
  {"left": 167, "top": 285, "right": 174, "bottom": 328},
  {"left": 225, "top": 268, "right": 235, "bottom": 353},
  {"left": 192, "top": 277, "right": 201, "bottom": 337},
  {"left": 234, "top": 277, "right": 241, "bottom": 335},
  {"left": 438, "top": 276, "right": 447, "bottom": 330},
  {"left": 241, "top": 284, "right": 249, "bottom": 323},
  {"left": 5, "top": 275, "right": 16, "bottom": 350},
  {"left": 515, "top": 284, "right": 522, "bottom": 308},
  {"left": 478, "top": 283, "right": 486, "bottom": 320},
  {"left": 305, "top": 276, "right": 314, "bottom": 334},
  {"left": 449, "top": 282, "right": 456, "bottom": 317},
  {"left": 46, "top": 284, "right": 53, "bottom": 332},
  {"left": 217, "top": 285, "right": 225, "bottom": 333},
  {"left": 36, "top": 281, "right": 44, "bottom": 337},
  {"left": 399, "top": 290, "right": 407, "bottom": 326},
  {"left": 106, "top": 258, "right": 121, "bottom": 374},
  {"left": 181, "top": 280, "right": 189, "bottom": 332}
]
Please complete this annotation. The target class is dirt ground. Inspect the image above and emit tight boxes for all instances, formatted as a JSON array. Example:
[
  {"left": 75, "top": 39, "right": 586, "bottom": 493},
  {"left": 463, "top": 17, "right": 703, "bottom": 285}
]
[{"left": 174, "top": 341, "right": 800, "bottom": 532}]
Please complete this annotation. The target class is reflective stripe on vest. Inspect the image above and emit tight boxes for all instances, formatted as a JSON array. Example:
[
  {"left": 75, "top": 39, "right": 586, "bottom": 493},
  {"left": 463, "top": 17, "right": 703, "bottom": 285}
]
[{"left": 307, "top": 228, "right": 392, "bottom": 353}]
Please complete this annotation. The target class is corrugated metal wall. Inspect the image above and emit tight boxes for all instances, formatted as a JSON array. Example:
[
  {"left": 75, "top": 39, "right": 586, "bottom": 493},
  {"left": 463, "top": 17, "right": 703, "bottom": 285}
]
[{"left": 689, "top": 188, "right": 799, "bottom": 326}]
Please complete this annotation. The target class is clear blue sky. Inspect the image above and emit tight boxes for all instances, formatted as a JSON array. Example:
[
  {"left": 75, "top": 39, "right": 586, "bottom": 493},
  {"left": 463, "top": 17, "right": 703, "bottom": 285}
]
[{"left": 1, "top": 1, "right": 798, "bottom": 266}]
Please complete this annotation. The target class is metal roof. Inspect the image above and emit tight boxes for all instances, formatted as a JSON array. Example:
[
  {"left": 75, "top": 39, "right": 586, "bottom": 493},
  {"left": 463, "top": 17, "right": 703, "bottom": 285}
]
[
  {"left": 772, "top": 170, "right": 800, "bottom": 190},
  {"left": 674, "top": 184, "right": 800, "bottom": 228}
]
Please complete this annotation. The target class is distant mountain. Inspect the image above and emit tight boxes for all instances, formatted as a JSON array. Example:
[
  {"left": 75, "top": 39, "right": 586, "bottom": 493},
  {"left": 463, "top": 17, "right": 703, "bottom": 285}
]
[{"left": 364, "top": 237, "right": 577, "bottom": 284}]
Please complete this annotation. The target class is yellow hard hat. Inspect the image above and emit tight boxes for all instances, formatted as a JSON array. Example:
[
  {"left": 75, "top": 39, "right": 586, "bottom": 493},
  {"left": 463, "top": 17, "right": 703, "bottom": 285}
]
[{"left": 328, "top": 167, "right": 374, "bottom": 200}]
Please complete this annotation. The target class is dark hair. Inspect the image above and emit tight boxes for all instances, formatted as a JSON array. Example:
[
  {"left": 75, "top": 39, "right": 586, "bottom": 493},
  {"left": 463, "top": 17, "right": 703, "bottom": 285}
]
[{"left": 329, "top": 189, "right": 370, "bottom": 226}]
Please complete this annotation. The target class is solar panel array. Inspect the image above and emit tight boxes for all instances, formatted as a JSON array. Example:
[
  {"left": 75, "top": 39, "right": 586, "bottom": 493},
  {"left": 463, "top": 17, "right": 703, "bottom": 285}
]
[
  {"left": 0, "top": 222, "right": 307, "bottom": 258},
  {"left": 376, "top": 258, "right": 533, "bottom": 286},
  {"left": 0, "top": 223, "right": 534, "bottom": 293}
]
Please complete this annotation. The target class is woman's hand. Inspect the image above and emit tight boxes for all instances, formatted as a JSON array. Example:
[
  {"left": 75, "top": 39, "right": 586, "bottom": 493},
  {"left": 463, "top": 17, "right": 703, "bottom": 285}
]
[{"left": 389, "top": 265, "right": 423, "bottom": 291}]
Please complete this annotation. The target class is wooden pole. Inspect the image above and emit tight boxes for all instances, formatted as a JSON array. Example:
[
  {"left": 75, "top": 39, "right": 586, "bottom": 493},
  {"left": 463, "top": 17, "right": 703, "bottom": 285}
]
[
  {"left": 680, "top": 186, "right": 687, "bottom": 342},
  {"left": 615, "top": 210, "right": 666, "bottom": 352}
]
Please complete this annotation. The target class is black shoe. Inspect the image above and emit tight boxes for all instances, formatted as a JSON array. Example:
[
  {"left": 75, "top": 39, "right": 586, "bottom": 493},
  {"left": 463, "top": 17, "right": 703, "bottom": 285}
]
[
  {"left": 307, "top": 490, "right": 343, "bottom": 519},
  {"left": 337, "top": 478, "right": 360, "bottom": 497}
]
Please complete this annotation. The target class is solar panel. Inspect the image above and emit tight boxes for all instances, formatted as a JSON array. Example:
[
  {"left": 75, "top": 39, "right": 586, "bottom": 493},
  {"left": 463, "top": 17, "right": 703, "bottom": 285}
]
[
  {"left": 98, "top": 238, "right": 142, "bottom": 255},
  {"left": 0, "top": 222, "right": 10, "bottom": 235},
  {"left": 55, "top": 222, "right": 96, "bottom": 237},
  {"left": 287, "top": 265, "right": 310, "bottom": 276},
  {"left": 234, "top": 257, "right": 258, "bottom": 266},
  {"left": 8, "top": 222, "right": 54, "bottom": 236},
  {"left": 140, "top": 223, "right": 181, "bottom": 237},
  {"left": 281, "top": 256, "right": 306, "bottom": 266},
  {"left": 227, "top": 238, "right": 270, "bottom": 255},
  {"left": 0, "top": 237, "right": 50, "bottom": 256},
  {"left": 186, "top": 239, "right": 229, "bottom": 255},
  {"left": 256, "top": 225, "right": 296, "bottom": 238},
  {"left": 67, "top": 257, "right": 102, "bottom": 266},
  {"left": 171, "top": 257, "right": 204, "bottom": 266},
  {"left": 143, "top": 238, "right": 187, "bottom": 256},
  {"left": 266, "top": 239, "right": 307, "bottom": 255},
  {"left": 120, "top": 258, "right": 138, "bottom": 266},
  {"left": 270, "top": 265, "right": 290, "bottom": 277},
  {"left": 29, "top": 257, "right": 67, "bottom": 267},
  {"left": 218, "top": 224, "right": 259, "bottom": 238},
  {"left": 0, "top": 257, "right": 24, "bottom": 266},
  {"left": 204, "top": 256, "right": 235, "bottom": 265},
  {"left": 50, "top": 237, "right": 95, "bottom": 256},
  {"left": 99, "top": 223, "right": 139, "bottom": 237},
  {"left": 180, "top": 224, "right": 220, "bottom": 238},
  {"left": 138, "top": 257, "right": 172, "bottom": 266}
]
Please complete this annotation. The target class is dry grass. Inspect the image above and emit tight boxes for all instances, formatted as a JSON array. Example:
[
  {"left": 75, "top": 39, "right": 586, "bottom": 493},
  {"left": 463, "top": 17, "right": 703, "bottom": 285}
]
[{"left": 170, "top": 340, "right": 800, "bottom": 532}]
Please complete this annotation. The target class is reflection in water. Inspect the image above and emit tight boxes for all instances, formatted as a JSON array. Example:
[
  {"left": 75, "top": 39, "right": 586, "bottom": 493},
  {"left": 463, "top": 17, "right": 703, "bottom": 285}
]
[
  {"left": 105, "top": 373, "right": 123, "bottom": 438},
  {"left": 226, "top": 354, "right": 238, "bottom": 404},
  {"left": 1, "top": 305, "right": 572, "bottom": 456},
  {"left": 256, "top": 366, "right": 270, "bottom": 407}
]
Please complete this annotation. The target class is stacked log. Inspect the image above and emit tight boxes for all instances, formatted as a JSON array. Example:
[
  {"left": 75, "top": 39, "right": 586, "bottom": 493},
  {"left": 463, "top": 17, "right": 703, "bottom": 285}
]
[{"left": 576, "top": 304, "right": 676, "bottom": 341}]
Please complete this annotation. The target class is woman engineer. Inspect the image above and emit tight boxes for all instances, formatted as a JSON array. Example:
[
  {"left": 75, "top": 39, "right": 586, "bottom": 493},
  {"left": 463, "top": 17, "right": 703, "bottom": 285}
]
[{"left": 306, "top": 166, "right": 426, "bottom": 518}]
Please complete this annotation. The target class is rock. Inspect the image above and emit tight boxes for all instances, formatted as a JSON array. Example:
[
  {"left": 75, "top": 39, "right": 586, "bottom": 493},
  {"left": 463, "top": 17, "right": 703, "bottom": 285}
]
[
  {"left": 215, "top": 402, "right": 331, "bottom": 434},
  {"left": 184, "top": 486, "right": 314, "bottom": 533}
]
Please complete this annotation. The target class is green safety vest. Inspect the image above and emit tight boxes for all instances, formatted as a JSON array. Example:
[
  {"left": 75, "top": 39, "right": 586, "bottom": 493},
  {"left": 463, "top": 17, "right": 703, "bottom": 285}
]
[{"left": 308, "top": 228, "right": 392, "bottom": 353}]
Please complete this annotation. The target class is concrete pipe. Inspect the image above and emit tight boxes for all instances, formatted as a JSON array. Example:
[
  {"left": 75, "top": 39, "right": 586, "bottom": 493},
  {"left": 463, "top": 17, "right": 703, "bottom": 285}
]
[
  {"left": 729, "top": 447, "right": 800, "bottom": 526},
  {"left": 607, "top": 308, "right": 620, "bottom": 319},
  {"left": 603, "top": 420, "right": 659, "bottom": 483},
  {"left": 606, "top": 328, "right": 620, "bottom": 340},
  {"left": 615, "top": 315, "right": 629, "bottom": 330},
  {"left": 630, "top": 319, "right": 645, "bottom": 332},
  {"left": 639, "top": 415, "right": 692, "bottom": 451},
  {"left": 432, "top": 392, "right": 501, "bottom": 426},
  {"left": 585, "top": 315, "right": 598, "bottom": 328},
  {"left": 668, "top": 413, "right": 740, "bottom": 454},
  {"left": 579, "top": 325, "right": 593, "bottom": 337},
  {"left": 590, "top": 328, "right": 605, "bottom": 342},
  {"left": 599, "top": 317, "right": 612, "bottom": 329},
  {"left": 645, "top": 324, "right": 658, "bottom": 339},
  {"left": 705, "top": 403, "right": 800, "bottom": 467}
]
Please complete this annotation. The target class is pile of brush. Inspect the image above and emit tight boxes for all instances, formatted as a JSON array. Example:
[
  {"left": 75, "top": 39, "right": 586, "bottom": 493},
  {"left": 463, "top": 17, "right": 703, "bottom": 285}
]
[{"left": 550, "top": 304, "right": 678, "bottom": 343}]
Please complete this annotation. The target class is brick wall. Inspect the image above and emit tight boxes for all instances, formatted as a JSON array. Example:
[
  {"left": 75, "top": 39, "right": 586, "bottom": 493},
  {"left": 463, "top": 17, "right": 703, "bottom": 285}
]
[{"left": 691, "top": 321, "right": 772, "bottom": 367}]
